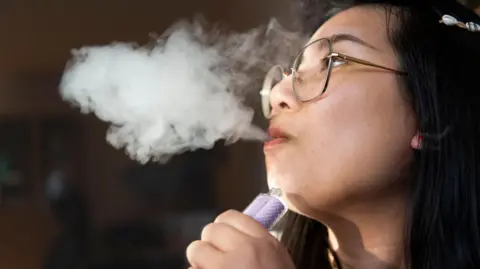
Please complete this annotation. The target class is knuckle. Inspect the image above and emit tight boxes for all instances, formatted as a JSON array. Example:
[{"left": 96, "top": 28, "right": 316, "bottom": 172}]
[
  {"left": 214, "top": 209, "right": 238, "bottom": 223},
  {"left": 200, "top": 223, "right": 216, "bottom": 240},
  {"left": 185, "top": 240, "right": 203, "bottom": 262}
]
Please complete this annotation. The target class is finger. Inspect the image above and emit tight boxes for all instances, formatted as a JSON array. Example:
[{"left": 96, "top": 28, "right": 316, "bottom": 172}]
[
  {"left": 201, "top": 222, "right": 250, "bottom": 251},
  {"left": 214, "top": 210, "right": 271, "bottom": 239},
  {"left": 186, "top": 240, "right": 223, "bottom": 269}
]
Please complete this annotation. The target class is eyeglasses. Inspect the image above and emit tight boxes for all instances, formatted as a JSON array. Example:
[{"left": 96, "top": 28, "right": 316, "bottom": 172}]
[{"left": 259, "top": 38, "right": 407, "bottom": 118}]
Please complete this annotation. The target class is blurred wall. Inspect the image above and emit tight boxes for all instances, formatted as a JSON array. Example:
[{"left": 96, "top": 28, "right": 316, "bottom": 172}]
[{"left": 0, "top": 0, "right": 294, "bottom": 268}]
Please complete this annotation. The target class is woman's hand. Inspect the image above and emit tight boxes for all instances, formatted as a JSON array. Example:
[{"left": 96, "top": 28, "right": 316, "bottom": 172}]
[{"left": 186, "top": 210, "right": 295, "bottom": 269}]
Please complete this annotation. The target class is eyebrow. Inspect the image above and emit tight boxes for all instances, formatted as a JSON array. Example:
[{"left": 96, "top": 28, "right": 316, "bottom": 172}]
[{"left": 329, "top": 33, "right": 380, "bottom": 51}]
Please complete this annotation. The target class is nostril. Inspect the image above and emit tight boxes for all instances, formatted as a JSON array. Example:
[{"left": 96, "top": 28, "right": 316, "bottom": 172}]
[{"left": 279, "top": 101, "right": 290, "bottom": 109}]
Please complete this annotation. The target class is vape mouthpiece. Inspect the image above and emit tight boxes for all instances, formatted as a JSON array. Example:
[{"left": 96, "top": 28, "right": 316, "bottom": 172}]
[{"left": 242, "top": 188, "right": 287, "bottom": 230}]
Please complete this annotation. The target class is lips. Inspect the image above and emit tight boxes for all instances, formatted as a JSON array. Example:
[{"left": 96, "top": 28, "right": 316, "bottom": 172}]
[
  {"left": 264, "top": 127, "right": 290, "bottom": 148},
  {"left": 267, "top": 127, "right": 290, "bottom": 139}
]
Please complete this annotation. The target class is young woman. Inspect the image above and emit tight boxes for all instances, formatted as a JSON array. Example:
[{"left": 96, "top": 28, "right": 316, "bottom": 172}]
[{"left": 186, "top": 0, "right": 480, "bottom": 268}]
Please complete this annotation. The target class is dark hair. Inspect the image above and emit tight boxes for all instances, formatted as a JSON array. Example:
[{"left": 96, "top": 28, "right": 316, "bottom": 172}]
[{"left": 280, "top": 1, "right": 480, "bottom": 268}]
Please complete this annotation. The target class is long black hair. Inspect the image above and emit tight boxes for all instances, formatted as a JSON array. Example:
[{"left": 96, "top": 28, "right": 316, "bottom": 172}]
[{"left": 280, "top": 1, "right": 480, "bottom": 268}]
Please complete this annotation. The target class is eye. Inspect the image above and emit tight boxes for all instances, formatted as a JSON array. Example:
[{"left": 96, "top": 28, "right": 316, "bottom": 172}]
[
  {"left": 331, "top": 56, "right": 347, "bottom": 68},
  {"left": 320, "top": 56, "right": 346, "bottom": 70}
]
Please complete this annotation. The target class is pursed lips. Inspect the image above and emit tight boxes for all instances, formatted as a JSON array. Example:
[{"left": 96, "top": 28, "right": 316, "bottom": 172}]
[{"left": 264, "top": 127, "right": 292, "bottom": 148}]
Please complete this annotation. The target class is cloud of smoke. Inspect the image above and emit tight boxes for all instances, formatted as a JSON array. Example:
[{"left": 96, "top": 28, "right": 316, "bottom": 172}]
[{"left": 59, "top": 17, "right": 306, "bottom": 163}]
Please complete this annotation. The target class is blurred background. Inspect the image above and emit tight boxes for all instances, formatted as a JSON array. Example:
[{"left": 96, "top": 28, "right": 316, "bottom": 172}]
[
  {"left": 0, "top": 1, "right": 479, "bottom": 269},
  {"left": 0, "top": 0, "right": 297, "bottom": 268}
]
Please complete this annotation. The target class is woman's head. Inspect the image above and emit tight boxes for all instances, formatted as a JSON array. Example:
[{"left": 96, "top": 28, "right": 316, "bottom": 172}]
[
  {"left": 261, "top": 0, "right": 480, "bottom": 268},
  {"left": 265, "top": 4, "right": 417, "bottom": 217}
]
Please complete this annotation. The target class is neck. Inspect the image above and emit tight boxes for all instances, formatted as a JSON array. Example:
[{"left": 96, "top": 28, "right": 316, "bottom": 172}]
[{"left": 322, "top": 193, "right": 407, "bottom": 269}]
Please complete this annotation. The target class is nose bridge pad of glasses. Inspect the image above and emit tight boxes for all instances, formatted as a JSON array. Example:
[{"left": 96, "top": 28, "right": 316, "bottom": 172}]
[{"left": 260, "top": 65, "right": 285, "bottom": 118}]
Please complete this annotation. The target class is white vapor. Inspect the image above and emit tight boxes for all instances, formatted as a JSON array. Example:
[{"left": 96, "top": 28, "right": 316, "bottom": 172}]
[{"left": 59, "top": 17, "right": 305, "bottom": 164}]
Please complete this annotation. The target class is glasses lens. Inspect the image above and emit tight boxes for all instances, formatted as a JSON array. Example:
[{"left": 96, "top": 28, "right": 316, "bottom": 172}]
[
  {"left": 292, "top": 38, "right": 331, "bottom": 101},
  {"left": 260, "top": 65, "right": 285, "bottom": 118}
]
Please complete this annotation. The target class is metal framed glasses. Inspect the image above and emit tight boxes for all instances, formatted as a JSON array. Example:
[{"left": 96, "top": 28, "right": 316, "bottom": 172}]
[{"left": 260, "top": 38, "right": 407, "bottom": 118}]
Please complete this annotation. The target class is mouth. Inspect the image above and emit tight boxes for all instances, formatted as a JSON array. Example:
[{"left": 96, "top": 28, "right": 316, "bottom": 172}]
[{"left": 264, "top": 127, "right": 291, "bottom": 148}]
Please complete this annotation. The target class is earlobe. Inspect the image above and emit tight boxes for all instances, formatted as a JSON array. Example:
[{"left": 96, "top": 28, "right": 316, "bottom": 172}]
[{"left": 411, "top": 133, "right": 423, "bottom": 150}]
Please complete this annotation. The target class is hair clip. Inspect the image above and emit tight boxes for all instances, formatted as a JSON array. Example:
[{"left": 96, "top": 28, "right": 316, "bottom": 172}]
[{"left": 439, "top": 14, "right": 480, "bottom": 32}]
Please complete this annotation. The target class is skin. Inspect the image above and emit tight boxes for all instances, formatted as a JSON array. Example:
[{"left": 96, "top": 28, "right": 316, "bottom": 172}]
[{"left": 186, "top": 5, "right": 421, "bottom": 269}]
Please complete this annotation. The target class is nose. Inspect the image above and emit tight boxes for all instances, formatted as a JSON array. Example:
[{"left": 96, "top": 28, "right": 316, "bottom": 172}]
[{"left": 269, "top": 74, "right": 301, "bottom": 118}]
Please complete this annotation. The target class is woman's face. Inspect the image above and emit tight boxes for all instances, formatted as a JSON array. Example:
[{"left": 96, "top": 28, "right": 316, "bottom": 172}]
[{"left": 264, "top": 6, "right": 417, "bottom": 217}]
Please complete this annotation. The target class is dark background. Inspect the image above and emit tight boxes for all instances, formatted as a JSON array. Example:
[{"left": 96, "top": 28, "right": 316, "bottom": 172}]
[
  {"left": 463, "top": 0, "right": 480, "bottom": 8},
  {"left": 0, "top": 0, "right": 296, "bottom": 268}
]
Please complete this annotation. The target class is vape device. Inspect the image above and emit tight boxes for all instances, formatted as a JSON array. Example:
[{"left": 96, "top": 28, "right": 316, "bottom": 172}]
[{"left": 243, "top": 188, "right": 287, "bottom": 230}]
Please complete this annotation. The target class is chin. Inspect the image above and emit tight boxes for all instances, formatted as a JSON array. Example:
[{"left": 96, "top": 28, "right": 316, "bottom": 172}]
[
  {"left": 266, "top": 168, "right": 293, "bottom": 191},
  {"left": 275, "top": 182, "right": 346, "bottom": 221},
  {"left": 267, "top": 176, "right": 307, "bottom": 211},
  {"left": 280, "top": 192, "right": 321, "bottom": 221}
]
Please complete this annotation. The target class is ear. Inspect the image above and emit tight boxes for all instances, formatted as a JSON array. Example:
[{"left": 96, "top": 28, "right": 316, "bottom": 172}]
[{"left": 411, "top": 132, "right": 423, "bottom": 150}]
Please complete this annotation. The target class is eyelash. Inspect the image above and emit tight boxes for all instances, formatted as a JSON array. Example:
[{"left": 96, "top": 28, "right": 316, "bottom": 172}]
[
  {"left": 320, "top": 56, "right": 347, "bottom": 71},
  {"left": 330, "top": 56, "right": 347, "bottom": 68}
]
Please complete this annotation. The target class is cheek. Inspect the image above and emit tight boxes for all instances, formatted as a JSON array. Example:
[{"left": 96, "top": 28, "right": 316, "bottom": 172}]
[
  {"left": 307, "top": 77, "right": 414, "bottom": 158},
  {"left": 293, "top": 78, "right": 416, "bottom": 207}
]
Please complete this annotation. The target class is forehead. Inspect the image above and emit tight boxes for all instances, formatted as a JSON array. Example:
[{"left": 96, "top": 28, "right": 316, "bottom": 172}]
[{"left": 309, "top": 6, "right": 394, "bottom": 52}]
